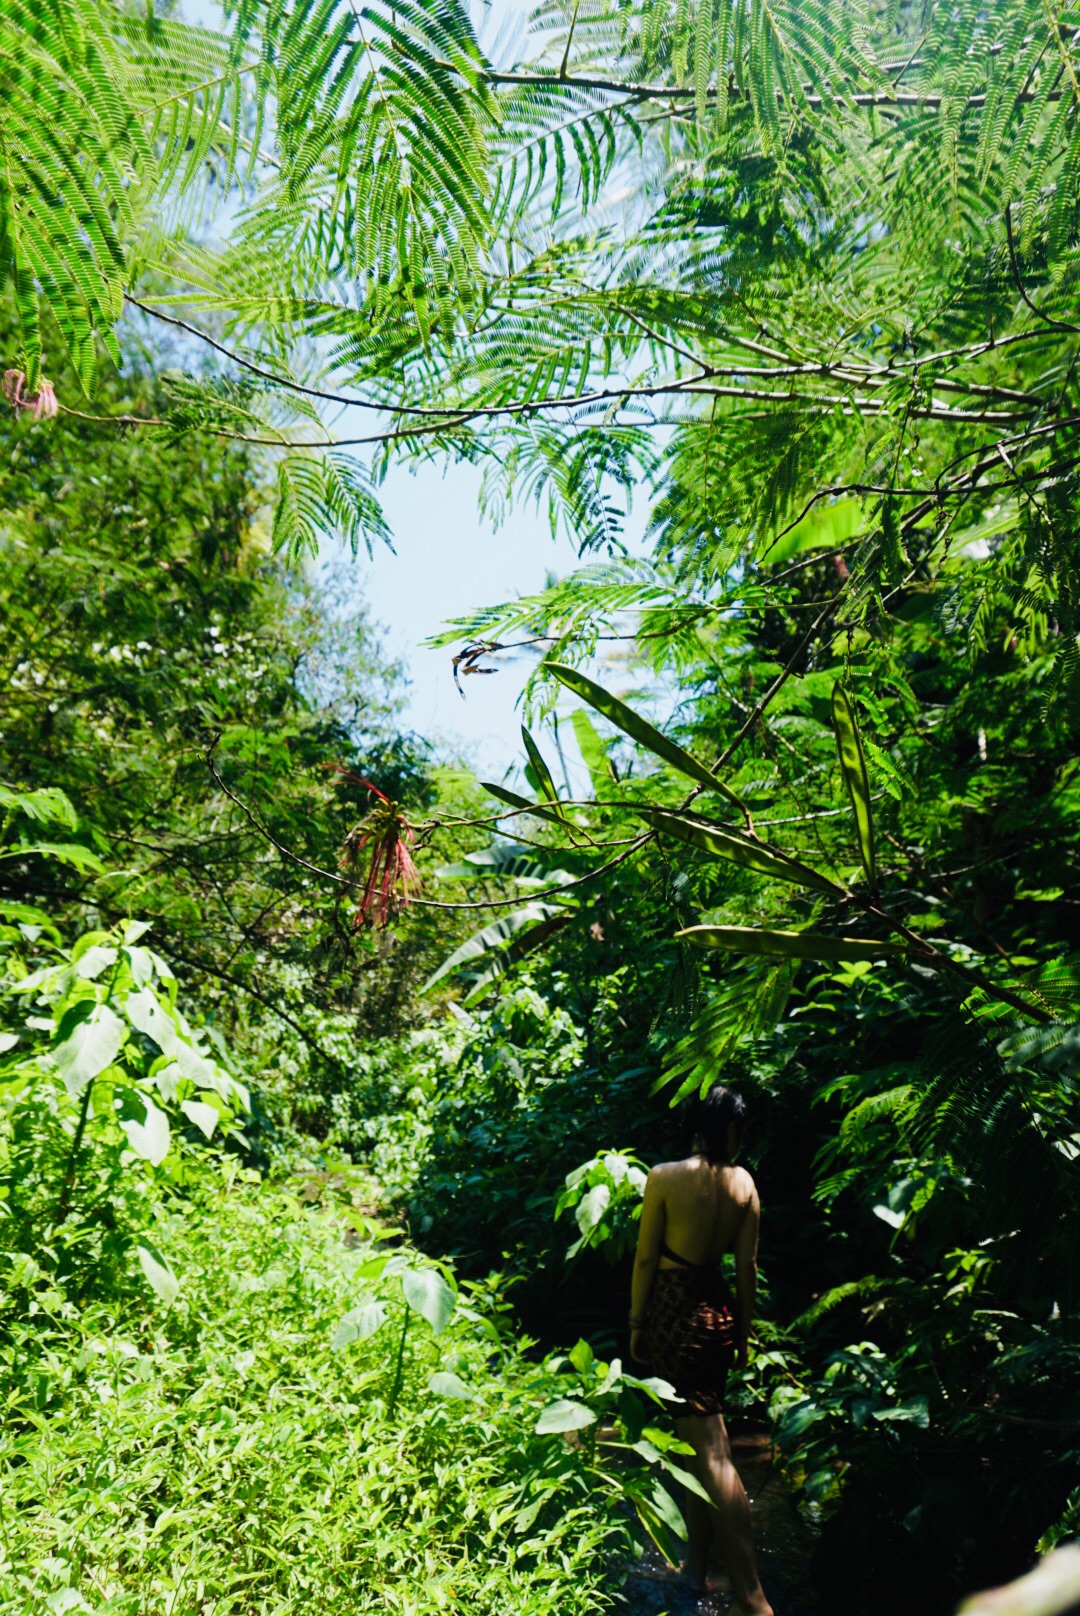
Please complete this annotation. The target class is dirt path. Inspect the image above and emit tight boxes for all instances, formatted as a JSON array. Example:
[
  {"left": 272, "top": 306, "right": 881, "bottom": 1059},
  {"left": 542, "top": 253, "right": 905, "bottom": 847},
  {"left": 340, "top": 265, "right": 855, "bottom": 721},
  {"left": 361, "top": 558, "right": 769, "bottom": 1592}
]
[{"left": 619, "top": 1431, "right": 819, "bottom": 1616}]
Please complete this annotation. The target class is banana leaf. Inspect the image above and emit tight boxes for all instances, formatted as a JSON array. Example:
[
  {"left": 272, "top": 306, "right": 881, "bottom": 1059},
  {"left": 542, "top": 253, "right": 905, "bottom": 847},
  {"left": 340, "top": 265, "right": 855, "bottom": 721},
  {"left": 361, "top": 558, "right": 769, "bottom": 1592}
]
[
  {"left": 421, "top": 903, "right": 567, "bottom": 994},
  {"left": 436, "top": 842, "right": 569, "bottom": 885},
  {"left": 462, "top": 912, "right": 573, "bottom": 1004}
]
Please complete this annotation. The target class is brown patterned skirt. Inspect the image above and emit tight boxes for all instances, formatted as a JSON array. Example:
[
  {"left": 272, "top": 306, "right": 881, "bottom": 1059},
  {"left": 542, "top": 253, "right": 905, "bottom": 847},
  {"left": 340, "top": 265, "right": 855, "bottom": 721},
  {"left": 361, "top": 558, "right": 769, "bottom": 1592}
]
[{"left": 646, "top": 1266, "right": 736, "bottom": 1418}]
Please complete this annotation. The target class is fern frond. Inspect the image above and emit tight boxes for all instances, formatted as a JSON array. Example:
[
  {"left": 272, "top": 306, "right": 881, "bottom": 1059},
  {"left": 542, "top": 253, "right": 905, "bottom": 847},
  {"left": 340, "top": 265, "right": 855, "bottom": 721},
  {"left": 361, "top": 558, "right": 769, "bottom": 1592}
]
[{"left": 661, "top": 958, "right": 797, "bottom": 1103}]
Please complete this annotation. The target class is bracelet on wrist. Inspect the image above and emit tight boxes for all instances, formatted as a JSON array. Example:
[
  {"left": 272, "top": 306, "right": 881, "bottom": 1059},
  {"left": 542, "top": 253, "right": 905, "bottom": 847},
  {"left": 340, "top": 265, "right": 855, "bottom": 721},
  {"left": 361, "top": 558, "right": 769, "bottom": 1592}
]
[{"left": 628, "top": 1313, "right": 648, "bottom": 1329}]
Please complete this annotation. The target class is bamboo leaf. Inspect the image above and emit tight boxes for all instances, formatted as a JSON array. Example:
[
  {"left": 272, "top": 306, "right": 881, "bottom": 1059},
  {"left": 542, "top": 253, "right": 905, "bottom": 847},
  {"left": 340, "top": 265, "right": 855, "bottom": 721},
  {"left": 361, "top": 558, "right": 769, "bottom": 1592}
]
[
  {"left": 831, "top": 683, "right": 877, "bottom": 891},
  {"left": 480, "top": 781, "right": 567, "bottom": 829},
  {"left": 570, "top": 709, "right": 614, "bottom": 792},
  {"left": 521, "top": 726, "right": 562, "bottom": 807},
  {"left": 639, "top": 809, "right": 841, "bottom": 895},
  {"left": 547, "top": 663, "right": 744, "bottom": 813},
  {"left": 678, "top": 926, "right": 901, "bottom": 963}
]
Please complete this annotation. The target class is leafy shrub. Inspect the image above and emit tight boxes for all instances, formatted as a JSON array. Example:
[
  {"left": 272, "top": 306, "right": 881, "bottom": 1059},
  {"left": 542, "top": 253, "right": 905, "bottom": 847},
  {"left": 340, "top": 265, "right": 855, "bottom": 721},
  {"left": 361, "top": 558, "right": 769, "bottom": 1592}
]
[
  {"left": 555, "top": 1149, "right": 648, "bottom": 1261},
  {"left": 1, "top": 916, "right": 249, "bottom": 1305}
]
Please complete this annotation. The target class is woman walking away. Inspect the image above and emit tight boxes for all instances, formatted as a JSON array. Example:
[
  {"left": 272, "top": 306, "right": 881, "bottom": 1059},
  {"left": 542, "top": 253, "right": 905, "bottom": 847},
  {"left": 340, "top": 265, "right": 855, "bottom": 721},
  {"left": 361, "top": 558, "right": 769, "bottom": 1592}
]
[{"left": 628, "top": 1084, "right": 774, "bottom": 1616}]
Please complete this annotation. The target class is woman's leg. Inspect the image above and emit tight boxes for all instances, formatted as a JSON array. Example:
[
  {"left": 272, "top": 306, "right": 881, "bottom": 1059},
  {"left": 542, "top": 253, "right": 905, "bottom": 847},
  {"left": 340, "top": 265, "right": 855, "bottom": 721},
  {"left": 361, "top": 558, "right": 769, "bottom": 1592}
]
[
  {"left": 674, "top": 1412, "right": 773, "bottom": 1616},
  {"left": 681, "top": 1477, "right": 713, "bottom": 1591}
]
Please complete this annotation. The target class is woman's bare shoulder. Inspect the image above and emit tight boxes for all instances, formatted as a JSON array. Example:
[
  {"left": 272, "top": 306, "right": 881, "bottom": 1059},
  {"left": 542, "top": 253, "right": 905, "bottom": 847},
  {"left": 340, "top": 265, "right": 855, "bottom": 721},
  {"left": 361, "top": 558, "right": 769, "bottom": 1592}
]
[{"left": 727, "top": 1163, "right": 759, "bottom": 1206}]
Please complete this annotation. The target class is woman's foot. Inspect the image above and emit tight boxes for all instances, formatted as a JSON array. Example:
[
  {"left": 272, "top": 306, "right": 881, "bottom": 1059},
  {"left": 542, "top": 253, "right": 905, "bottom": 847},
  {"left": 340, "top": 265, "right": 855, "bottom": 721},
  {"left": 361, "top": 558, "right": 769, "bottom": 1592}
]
[{"left": 680, "top": 1557, "right": 709, "bottom": 1595}]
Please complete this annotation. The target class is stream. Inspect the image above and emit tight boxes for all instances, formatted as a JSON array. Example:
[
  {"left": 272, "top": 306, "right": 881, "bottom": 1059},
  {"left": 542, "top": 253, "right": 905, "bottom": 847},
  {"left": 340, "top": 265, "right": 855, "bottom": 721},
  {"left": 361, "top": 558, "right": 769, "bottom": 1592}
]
[{"left": 619, "top": 1429, "right": 819, "bottom": 1616}]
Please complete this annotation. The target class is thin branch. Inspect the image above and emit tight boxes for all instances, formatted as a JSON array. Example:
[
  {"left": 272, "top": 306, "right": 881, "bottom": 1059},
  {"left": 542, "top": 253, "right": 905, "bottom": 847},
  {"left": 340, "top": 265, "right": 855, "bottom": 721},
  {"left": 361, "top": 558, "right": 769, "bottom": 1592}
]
[
  {"left": 411, "top": 836, "right": 650, "bottom": 911},
  {"left": 151, "top": 940, "right": 349, "bottom": 1074},
  {"left": 453, "top": 59, "right": 1060, "bottom": 114},
  {"left": 203, "top": 731, "right": 349, "bottom": 887},
  {"left": 1004, "top": 204, "right": 1080, "bottom": 336}
]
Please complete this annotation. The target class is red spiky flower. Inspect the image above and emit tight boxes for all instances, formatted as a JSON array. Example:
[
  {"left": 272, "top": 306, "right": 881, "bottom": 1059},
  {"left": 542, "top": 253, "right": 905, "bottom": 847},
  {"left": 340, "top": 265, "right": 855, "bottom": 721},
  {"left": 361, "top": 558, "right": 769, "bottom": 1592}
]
[{"left": 328, "top": 765, "right": 421, "bottom": 928}]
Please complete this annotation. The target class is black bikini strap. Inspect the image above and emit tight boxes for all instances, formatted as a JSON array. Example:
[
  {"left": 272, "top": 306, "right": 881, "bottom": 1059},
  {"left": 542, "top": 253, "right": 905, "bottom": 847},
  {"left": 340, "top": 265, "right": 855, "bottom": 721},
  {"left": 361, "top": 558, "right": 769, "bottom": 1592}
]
[{"left": 660, "top": 1239, "right": 717, "bottom": 1270}]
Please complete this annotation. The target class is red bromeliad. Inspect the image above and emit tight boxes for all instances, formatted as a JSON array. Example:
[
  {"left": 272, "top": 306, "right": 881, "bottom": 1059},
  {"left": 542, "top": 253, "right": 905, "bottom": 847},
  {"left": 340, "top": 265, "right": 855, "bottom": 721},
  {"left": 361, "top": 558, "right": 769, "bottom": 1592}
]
[{"left": 327, "top": 765, "right": 421, "bottom": 927}]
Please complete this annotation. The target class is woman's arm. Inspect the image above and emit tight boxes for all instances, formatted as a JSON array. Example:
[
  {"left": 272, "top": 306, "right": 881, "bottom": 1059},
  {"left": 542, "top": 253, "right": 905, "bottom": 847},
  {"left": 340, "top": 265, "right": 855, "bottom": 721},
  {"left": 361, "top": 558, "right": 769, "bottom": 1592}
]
[
  {"left": 629, "top": 1167, "right": 665, "bottom": 1362},
  {"left": 733, "top": 1178, "right": 761, "bottom": 1368}
]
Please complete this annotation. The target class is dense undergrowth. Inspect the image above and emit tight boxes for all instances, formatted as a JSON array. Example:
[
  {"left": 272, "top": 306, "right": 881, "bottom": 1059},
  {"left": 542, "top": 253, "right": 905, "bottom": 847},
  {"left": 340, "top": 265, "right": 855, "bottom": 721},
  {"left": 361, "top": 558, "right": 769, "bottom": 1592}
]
[
  {"left": 2, "top": 1171, "right": 630, "bottom": 1616},
  {"left": 0, "top": 915, "right": 695, "bottom": 1616}
]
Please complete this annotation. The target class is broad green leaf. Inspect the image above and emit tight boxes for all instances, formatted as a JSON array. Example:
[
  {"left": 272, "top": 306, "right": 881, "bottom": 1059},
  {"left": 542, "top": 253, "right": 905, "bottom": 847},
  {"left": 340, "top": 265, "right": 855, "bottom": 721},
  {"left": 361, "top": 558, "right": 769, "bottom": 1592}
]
[
  {"left": 569, "top": 1338, "right": 595, "bottom": 1373},
  {"left": 136, "top": 1241, "right": 179, "bottom": 1307},
  {"left": 354, "top": 1254, "right": 393, "bottom": 1281},
  {"left": 0, "top": 899, "right": 56, "bottom": 932},
  {"left": 678, "top": 926, "right": 901, "bottom": 963},
  {"left": 575, "top": 1182, "right": 611, "bottom": 1235},
  {"left": 644, "top": 1476, "right": 687, "bottom": 1537},
  {"left": 180, "top": 1099, "right": 220, "bottom": 1139},
  {"left": 73, "top": 945, "right": 116, "bottom": 981},
  {"left": 123, "top": 946, "right": 156, "bottom": 988},
  {"left": 548, "top": 663, "right": 744, "bottom": 813},
  {"left": 128, "top": 989, "right": 224, "bottom": 1092},
  {"left": 639, "top": 809, "right": 841, "bottom": 894},
  {"left": 331, "top": 1300, "right": 388, "bottom": 1350},
  {"left": 621, "top": 1373, "right": 678, "bottom": 1402},
  {"left": 122, "top": 1096, "right": 171, "bottom": 1166},
  {"left": 535, "top": 1398, "right": 597, "bottom": 1434},
  {"left": 428, "top": 1371, "right": 476, "bottom": 1401},
  {"left": 401, "top": 1267, "right": 456, "bottom": 1335},
  {"left": 764, "top": 496, "right": 862, "bottom": 566},
  {"left": 10, "top": 962, "right": 63, "bottom": 995},
  {"left": 172, "top": 1040, "right": 221, "bottom": 1090},
  {"left": 52, "top": 1004, "right": 127, "bottom": 1099},
  {"left": 873, "top": 1395, "right": 929, "bottom": 1428},
  {"left": 421, "top": 904, "right": 565, "bottom": 994},
  {"left": 521, "top": 726, "right": 561, "bottom": 806},
  {"left": 480, "top": 780, "right": 567, "bottom": 828},
  {"left": 125, "top": 988, "right": 179, "bottom": 1055},
  {"left": 832, "top": 683, "right": 877, "bottom": 890},
  {"left": 1, "top": 841, "right": 105, "bottom": 873}
]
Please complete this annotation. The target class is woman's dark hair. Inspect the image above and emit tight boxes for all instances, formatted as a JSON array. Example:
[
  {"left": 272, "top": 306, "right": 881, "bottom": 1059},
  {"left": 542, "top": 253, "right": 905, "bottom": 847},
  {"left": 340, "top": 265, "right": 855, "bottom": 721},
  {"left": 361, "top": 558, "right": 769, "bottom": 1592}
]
[{"left": 692, "top": 1084, "right": 747, "bottom": 1164}]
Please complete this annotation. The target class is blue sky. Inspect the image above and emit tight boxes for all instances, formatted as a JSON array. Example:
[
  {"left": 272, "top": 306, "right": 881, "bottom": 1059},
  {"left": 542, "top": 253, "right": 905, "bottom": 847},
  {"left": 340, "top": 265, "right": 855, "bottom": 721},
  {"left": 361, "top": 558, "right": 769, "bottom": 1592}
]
[
  {"left": 180, "top": 0, "right": 655, "bottom": 779},
  {"left": 334, "top": 461, "right": 650, "bottom": 780}
]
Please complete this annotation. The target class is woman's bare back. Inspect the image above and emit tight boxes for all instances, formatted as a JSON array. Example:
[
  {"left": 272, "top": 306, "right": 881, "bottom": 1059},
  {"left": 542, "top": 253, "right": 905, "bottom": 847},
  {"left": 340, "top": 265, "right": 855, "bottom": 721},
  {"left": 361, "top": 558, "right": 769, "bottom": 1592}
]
[{"left": 651, "top": 1156, "right": 757, "bottom": 1267}]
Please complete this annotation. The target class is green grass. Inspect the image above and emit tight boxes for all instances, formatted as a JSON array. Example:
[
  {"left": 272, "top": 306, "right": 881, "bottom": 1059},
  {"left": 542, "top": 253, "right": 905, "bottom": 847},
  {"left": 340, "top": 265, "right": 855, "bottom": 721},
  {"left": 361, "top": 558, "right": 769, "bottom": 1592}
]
[{"left": 0, "top": 1164, "right": 630, "bottom": 1616}]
